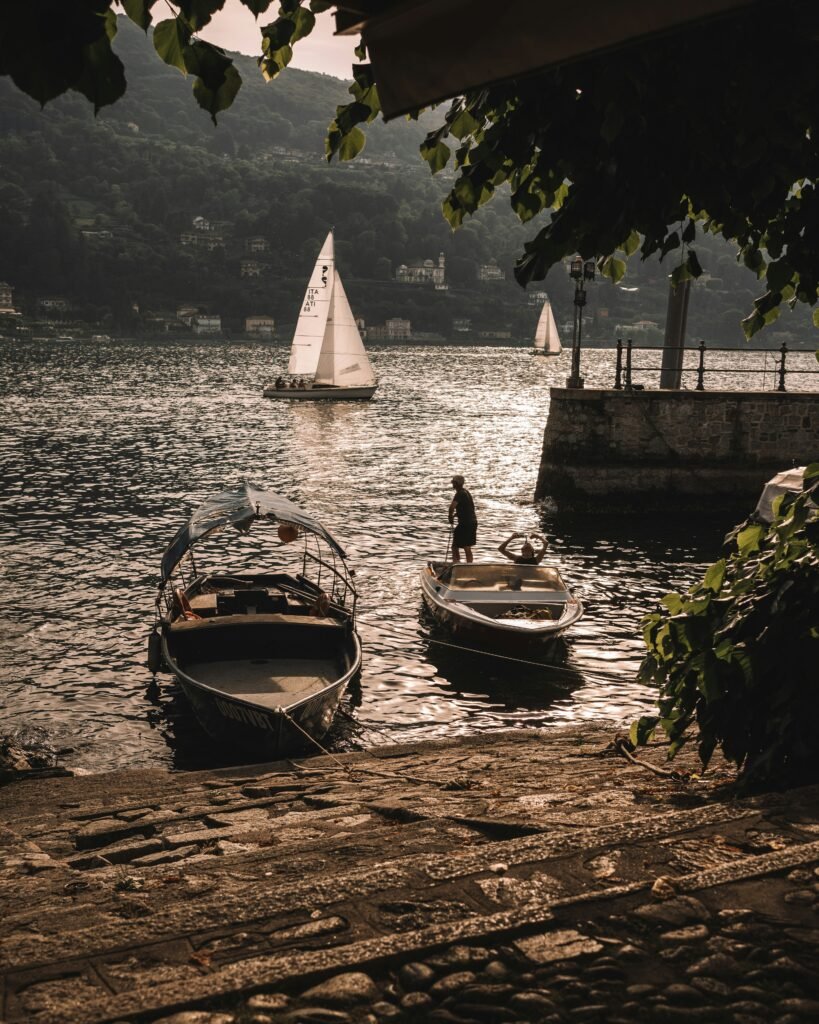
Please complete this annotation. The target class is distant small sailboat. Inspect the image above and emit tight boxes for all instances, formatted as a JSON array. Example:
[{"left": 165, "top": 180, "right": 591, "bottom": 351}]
[
  {"left": 263, "top": 231, "right": 377, "bottom": 400},
  {"left": 532, "top": 299, "right": 561, "bottom": 356}
]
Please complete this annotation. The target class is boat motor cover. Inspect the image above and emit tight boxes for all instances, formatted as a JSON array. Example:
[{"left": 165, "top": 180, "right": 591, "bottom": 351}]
[{"left": 160, "top": 481, "right": 346, "bottom": 581}]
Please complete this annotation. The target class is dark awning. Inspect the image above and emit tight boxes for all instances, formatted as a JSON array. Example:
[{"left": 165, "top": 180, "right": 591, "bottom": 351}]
[
  {"left": 335, "top": 0, "right": 761, "bottom": 119},
  {"left": 160, "top": 481, "right": 346, "bottom": 582}
]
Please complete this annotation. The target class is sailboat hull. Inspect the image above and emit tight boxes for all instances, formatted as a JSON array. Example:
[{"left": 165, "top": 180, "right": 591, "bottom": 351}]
[
  {"left": 263, "top": 384, "right": 377, "bottom": 401},
  {"left": 532, "top": 349, "right": 560, "bottom": 356}
]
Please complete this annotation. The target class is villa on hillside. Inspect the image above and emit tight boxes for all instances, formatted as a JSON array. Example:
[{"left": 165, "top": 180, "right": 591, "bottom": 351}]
[
  {"left": 244, "top": 237, "right": 270, "bottom": 254},
  {"left": 192, "top": 315, "right": 221, "bottom": 335},
  {"left": 0, "top": 282, "right": 15, "bottom": 311},
  {"left": 368, "top": 318, "right": 412, "bottom": 340},
  {"left": 478, "top": 260, "right": 506, "bottom": 281},
  {"left": 240, "top": 259, "right": 266, "bottom": 278},
  {"left": 36, "top": 296, "right": 71, "bottom": 318},
  {"left": 246, "top": 316, "right": 275, "bottom": 338},
  {"left": 396, "top": 253, "right": 447, "bottom": 289}
]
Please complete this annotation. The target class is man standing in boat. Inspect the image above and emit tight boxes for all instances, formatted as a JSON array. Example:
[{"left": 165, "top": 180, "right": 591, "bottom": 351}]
[{"left": 448, "top": 475, "right": 477, "bottom": 563}]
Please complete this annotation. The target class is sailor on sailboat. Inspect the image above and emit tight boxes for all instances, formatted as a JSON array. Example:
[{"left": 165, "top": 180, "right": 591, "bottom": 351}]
[
  {"left": 263, "top": 231, "right": 378, "bottom": 400},
  {"left": 532, "top": 298, "right": 562, "bottom": 356}
]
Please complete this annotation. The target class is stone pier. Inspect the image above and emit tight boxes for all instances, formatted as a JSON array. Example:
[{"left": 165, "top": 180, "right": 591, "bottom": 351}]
[{"left": 535, "top": 389, "right": 819, "bottom": 511}]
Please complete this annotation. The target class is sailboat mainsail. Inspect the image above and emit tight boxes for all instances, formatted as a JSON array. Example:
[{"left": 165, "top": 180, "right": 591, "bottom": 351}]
[
  {"left": 264, "top": 229, "right": 377, "bottom": 400},
  {"left": 314, "top": 271, "right": 376, "bottom": 388},
  {"left": 533, "top": 299, "right": 561, "bottom": 355},
  {"left": 288, "top": 231, "right": 335, "bottom": 375}
]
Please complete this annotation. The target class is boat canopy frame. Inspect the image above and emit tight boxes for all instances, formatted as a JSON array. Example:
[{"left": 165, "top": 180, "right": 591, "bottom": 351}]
[{"left": 159, "top": 481, "right": 350, "bottom": 587}]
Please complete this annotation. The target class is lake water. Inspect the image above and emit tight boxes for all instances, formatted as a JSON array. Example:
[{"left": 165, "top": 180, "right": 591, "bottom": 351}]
[{"left": 0, "top": 339, "right": 813, "bottom": 772}]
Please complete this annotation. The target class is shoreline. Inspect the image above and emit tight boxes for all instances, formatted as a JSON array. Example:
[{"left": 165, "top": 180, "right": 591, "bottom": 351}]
[{"left": 2, "top": 725, "right": 819, "bottom": 1023}]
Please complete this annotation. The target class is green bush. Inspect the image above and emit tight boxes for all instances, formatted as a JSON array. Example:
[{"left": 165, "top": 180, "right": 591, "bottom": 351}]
[{"left": 632, "top": 462, "right": 819, "bottom": 788}]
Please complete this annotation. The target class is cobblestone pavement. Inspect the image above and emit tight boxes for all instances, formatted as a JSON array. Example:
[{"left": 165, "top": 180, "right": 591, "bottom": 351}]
[{"left": 1, "top": 727, "right": 818, "bottom": 1023}]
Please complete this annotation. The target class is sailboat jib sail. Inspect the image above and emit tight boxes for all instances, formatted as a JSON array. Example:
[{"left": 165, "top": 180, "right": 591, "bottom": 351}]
[
  {"left": 314, "top": 271, "right": 376, "bottom": 388},
  {"left": 533, "top": 299, "right": 561, "bottom": 355},
  {"left": 287, "top": 231, "right": 335, "bottom": 375}
]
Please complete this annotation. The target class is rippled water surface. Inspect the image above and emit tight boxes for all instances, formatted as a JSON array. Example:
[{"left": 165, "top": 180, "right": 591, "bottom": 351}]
[{"left": 2, "top": 339, "right": 809, "bottom": 771}]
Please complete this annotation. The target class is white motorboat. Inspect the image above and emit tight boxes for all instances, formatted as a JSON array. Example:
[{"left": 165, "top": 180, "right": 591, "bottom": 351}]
[
  {"left": 532, "top": 298, "right": 561, "bottom": 356},
  {"left": 420, "top": 560, "right": 583, "bottom": 655},
  {"left": 263, "top": 231, "right": 377, "bottom": 401}
]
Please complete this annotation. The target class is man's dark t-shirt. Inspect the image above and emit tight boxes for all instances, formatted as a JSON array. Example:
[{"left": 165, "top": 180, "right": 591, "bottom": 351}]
[
  {"left": 453, "top": 488, "right": 477, "bottom": 525},
  {"left": 452, "top": 488, "right": 477, "bottom": 548}
]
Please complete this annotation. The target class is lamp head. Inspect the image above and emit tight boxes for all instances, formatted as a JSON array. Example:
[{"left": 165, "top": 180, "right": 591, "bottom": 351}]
[{"left": 569, "top": 256, "right": 583, "bottom": 280}]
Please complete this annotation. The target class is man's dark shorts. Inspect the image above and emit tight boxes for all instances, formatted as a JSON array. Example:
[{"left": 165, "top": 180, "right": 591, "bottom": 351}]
[{"left": 454, "top": 522, "right": 477, "bottom": 547}]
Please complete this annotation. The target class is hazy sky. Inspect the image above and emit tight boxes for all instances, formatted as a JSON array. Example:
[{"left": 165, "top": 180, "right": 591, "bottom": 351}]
[{"left": 198, "top": 1, "right": 357, "bottom": 80}]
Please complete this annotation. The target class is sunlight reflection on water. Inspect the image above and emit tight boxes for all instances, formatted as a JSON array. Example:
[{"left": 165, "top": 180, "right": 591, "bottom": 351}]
[{"left": 1, "top": 339, "right": 805, "bottom": 771}]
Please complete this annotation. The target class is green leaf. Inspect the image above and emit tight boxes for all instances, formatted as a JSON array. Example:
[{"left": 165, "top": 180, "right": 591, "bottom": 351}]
[
  {"left": 73, "top": 19, "right": 126, "bottom": 113},
  {"left": 629, "top": 716, "right": 659, "bottom": 747},
  {"left": 812, "top": 308, "right": 819, "bottom": 329},
  {"left": 661, "top": 592, "right": 684, "bottom": 614},
  {"left": 621, "top": 230, "right": 640, "bottom": 257},
  {"left": 737, "top": 523, "right": 765, "bottom": 556},
  {"left": 420, "top": 138, "right": 451, "bottom": 174},
  {"left": 192, "top": 56, "right": 241, "bottom": 124},
  {"left": 686, "top": 249, "right": 703, "bottom": 277},
  {"left": 703, "top": 558, "right": 726, "bottom": 594},
  {"left": 766, "top": 258, "right": 794, "bottom": 293},
  {"left": 449, "top": 107, "right": 480, "bottom": 140},
  {"left": 154, "top": 18, "right": 191, "bottom": 73},
  {"left": 338, "top": 125, "right": 365, "bottom": 160},
  {"left": 238, "top": 0, "right": 274, "bottom": 14},
  {"left": 289, "top": 5, "right": 316, "bottom": 43},
  {"left": 177, "top": 0, "right": 226, "bottom": 31},
  {"left": 123, "top": 0, "right": 157, "bottom": 30},
  {"left": 601, "top": 255, "right": 626, "bottom": 284}
]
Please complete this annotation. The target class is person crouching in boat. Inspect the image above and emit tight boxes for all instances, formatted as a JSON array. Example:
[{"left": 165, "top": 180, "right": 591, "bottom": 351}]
[
  {"left": 498, "top": 532, "right": 547, "bottom": 565},
  {"left": 448, "top": 474, "right": 477, "bottom": 563}
]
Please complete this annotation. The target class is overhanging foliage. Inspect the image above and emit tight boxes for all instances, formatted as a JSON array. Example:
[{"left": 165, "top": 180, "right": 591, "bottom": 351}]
[
  {"left": 633, "top": 462, "right": 819, "bottom": 788},
  {"left": 3, "top": 1, "right": 819, "bottom": 335}
]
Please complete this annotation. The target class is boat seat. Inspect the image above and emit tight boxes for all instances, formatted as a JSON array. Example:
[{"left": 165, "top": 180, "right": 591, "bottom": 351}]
[{"left": 169, "top": 613, "right": 342, "bottom": 632}]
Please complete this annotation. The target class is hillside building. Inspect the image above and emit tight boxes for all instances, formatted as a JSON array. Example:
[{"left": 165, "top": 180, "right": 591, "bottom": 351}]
[
  {"left": 527, "top": 289, "right": 548, "bottom": 306},
  {"left": 240, "top": 259, "right": 265, "bottom": 278},
  {"left": 245, "top": 316, "right": 275, "bottom": 338},
  {"left": 244, "top": 236, "right": 270, "bottom": 254},
  {"left": 368, "top": 318, "right": 412, "bottom": 340},
  {"left": 453, "top": 317, "right": 472, "bottom": 332},
  {"left": 477, "top": 260, "right": 505, "bottom": 281},
  {"left": 192, "top": 315, "right": 221, "bottom": 335},
  {"left": 396, "top": 253, "right": 446, "bottom": 288},
  {"left": 0, "top": 282, "right": 14, "bottom": 311},
  {"left": 36, "top": 296, "right": 71, "bottom": 317}
]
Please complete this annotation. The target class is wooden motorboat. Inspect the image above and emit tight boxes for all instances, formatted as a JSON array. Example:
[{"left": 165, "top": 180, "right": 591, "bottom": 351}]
[
  {"left": 420, "top": 561, "right": 583, "bottom": 655},
  {"left": 149, "top": 482, "right": 361, "bottom": 759}
]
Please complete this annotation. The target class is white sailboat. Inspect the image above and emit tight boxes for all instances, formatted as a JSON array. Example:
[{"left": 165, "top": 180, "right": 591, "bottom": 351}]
[
  {"left": 263, "top": 231, "right": 377, "bottom": 400},
  {"left": 532, "top": 298, "right": 561, "bottom": 356}
]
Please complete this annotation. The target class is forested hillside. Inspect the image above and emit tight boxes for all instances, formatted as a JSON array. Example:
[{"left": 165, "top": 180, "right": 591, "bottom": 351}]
[{"left": 0, "top": 17, "right": 814, "bottom": 345}]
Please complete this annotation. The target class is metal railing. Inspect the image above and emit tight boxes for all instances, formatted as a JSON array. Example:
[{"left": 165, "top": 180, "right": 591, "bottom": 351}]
[{"left": 613, "top": 339, "right": 817, "bottom": 392}]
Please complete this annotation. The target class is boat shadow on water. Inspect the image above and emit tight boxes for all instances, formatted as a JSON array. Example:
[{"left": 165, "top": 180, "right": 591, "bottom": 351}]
[{"left": 418, "top": 605, "right": 585, "bottom": 710}]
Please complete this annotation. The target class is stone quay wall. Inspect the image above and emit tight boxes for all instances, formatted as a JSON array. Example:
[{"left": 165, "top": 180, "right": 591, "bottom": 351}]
[{"left": 535, "top": 388, "right": 819, "bottom": 510}]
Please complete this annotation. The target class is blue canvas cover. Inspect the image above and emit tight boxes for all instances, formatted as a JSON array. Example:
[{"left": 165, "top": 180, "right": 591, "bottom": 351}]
[{"left": 160, "top": 481, "right": 346, "bottom": 582}]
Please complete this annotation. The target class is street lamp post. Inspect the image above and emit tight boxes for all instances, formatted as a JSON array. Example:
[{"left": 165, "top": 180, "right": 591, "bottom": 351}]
[{"left": 566, "top": 256, "right": 596, "bottom": 389}]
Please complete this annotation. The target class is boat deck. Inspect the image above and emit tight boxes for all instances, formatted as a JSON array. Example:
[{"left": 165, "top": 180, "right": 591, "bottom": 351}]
[{"left": 187, "top": 658, "right": 339, "bottom": 709}]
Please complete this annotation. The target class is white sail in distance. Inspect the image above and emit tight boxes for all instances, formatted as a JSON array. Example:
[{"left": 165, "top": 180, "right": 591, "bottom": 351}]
[
  {"left": 533, "top": 299, "right": 561, "bottom": 354},
  {"left": 287, "top": 231, "right": 335, "bottom": 375},
  {"left": 314, "top": 270, "right": 376, "bottom": 387}
]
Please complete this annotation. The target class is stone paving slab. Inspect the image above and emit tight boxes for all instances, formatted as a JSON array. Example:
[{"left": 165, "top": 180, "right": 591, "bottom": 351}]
[{"left": 1, "top": 726, "right": 818, "bottom": 1023}]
